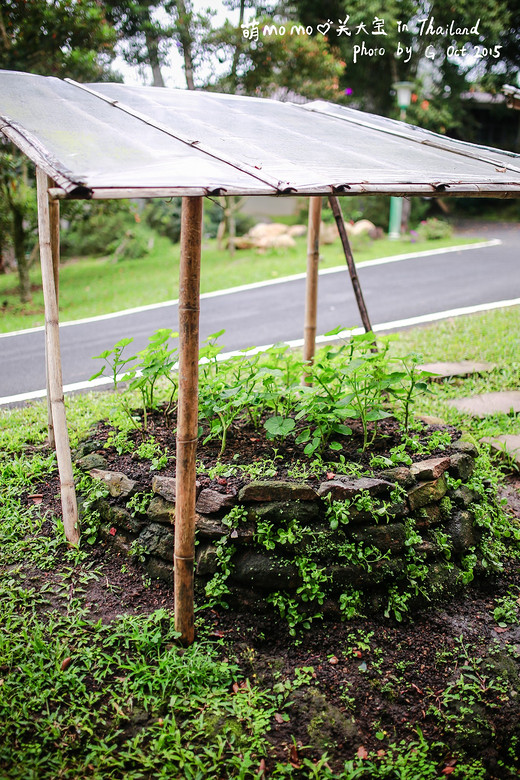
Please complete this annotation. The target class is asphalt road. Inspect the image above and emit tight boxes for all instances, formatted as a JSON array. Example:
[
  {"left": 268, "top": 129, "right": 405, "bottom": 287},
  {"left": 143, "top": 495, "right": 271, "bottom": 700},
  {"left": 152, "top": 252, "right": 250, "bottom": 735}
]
[{"left": 1, "top": 225, "right": 519, "bottom": 403}]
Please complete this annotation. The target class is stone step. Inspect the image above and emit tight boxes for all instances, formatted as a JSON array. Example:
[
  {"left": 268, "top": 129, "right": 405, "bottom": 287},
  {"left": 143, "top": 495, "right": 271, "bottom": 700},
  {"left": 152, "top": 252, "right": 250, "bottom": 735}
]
[
  {"left": 447, "top": 391, "right": 520, "bottom": 418},
  {"left": 481, "top": 434, "right": 520, "bottom": 466},
  {"left": 419, "top": 360, "right": 495, "bottom": 381}
]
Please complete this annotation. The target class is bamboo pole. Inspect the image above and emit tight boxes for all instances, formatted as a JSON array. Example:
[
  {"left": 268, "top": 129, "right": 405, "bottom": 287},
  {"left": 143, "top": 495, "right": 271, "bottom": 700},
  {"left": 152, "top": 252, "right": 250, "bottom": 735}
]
[
  {"left": 45, "top": 178, "right": 60, "bottom": 448},
  {"left": 303, "top": 196, "right": 322, "bottom": 384},
  {"left": 328, "top": 195, "right": 377, "bottom": 350},
  {"left": 36, "top": 168, "right": 79, "bottom": 545},
  {"left": 174, "top": 196, "right": 203, "bottom": 646}
]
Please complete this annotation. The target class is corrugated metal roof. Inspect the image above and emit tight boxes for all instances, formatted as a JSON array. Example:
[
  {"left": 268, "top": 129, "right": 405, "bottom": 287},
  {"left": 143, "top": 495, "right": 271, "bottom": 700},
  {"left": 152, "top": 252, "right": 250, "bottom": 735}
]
[{"left": 1, "top": 70, "right": 520, "bottom": 199}]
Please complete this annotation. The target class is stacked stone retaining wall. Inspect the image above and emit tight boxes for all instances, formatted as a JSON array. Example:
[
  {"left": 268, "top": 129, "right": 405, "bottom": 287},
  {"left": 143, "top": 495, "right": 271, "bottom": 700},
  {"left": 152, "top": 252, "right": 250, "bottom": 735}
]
[{"left": 79, "top": 436, "right": 484, "bottom": 615}]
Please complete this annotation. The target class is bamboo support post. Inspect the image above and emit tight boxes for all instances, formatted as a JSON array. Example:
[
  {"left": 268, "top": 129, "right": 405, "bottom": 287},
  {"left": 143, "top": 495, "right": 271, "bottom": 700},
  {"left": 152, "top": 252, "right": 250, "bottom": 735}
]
[
  {"left": 303, "top": 196, "right": 322, "bottom": 384},
  {"left": 328, "top": 195, "right": 377, "bottom": 351},
  {"left": 174, "top": 196, "right": 203, "bottom": 646},
  {"left": 36, "top": 168, "right": 79, "bottom": 545},
  {"left": 45, "top": 177, "right": 60, "bottom": 448}
]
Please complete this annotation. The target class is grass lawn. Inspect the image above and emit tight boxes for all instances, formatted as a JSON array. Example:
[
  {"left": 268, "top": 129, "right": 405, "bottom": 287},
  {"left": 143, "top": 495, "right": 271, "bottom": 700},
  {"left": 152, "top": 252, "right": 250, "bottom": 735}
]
[
  {"left": 0, "top": 231, "right": 480, "bottom": 334},
  {"left": 1, "top": 304, "right": 520, "bottom": 777}
]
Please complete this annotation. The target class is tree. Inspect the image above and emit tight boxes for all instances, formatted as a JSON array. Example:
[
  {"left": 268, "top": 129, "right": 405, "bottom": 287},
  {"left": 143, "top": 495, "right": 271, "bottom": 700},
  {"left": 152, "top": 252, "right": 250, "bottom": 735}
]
[
  {"left": 286, "top": 0, "right": 513, "bottom": 138},
  {"left": 104, "top": 0, "right": 207, "bottom": 89},
  {"left": 0, "top": 0, "right": 117, "bottom": 302}
]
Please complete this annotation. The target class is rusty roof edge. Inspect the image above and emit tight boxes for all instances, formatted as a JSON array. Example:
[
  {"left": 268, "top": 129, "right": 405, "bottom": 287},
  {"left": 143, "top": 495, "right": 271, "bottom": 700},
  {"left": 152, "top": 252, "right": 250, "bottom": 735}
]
[
  {"left": 300, "top": 101, "right": 520, "bottom": 175},
  {"left": 0, "top": 115, "right": 86, "bottom": 195},
  {"left": 65, "top": 79, "right": 282, "bottom": 194}
]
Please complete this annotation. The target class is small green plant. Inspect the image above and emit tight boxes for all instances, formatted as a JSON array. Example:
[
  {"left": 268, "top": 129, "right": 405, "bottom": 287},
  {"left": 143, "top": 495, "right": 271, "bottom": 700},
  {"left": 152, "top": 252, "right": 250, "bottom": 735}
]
[
  {"left": 493, "top": 589, "right": 520, "bottom": 625},
  {"left": 339, "top": 587, "right": 365, "bottom": 620},
  {"left": 126, "top": 491, "right": 153, "bottom": 517},
  {"left": 129, "top": 539, "right": 147, "bottom": 562},
  {"left": 417, "top": 217, "right": 453, "bottom": 241}
]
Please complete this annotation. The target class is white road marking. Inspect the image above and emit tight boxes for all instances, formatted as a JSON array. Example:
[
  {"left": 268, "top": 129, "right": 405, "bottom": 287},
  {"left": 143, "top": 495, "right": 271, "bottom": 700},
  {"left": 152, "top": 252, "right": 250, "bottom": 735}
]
[
  {"left": 0, "top": 239, "right": 500, "bottom": 339},
  {"left": 1, "top": 291, "right": 518, "bottom": 407}
]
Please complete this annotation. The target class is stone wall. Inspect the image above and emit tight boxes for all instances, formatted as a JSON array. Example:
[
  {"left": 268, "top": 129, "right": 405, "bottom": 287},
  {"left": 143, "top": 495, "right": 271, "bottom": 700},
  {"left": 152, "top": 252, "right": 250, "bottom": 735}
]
[{"left": 81, "top": 436, "right": 483, "bottom": 616}]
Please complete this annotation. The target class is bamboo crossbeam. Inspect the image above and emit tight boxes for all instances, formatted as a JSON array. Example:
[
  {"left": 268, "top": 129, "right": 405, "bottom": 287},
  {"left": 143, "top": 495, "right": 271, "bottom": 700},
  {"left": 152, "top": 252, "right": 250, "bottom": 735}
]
[
  {"left": 328, "top": 195, "right": 376, "bottom": 350},
  {"left": 174, "top": 196, "right": 203, "bottom": 646},
  {"left": 303, "top": 196, "right": 322, "bottom": 384},
  {"left": 36, "top": 168, "right": 79, "bottom": 545}
]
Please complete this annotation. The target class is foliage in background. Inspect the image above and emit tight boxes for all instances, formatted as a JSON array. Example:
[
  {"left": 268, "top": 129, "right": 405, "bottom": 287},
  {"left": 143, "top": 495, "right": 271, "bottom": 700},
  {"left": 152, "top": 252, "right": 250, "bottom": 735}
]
[
  {"left": 288, "top": 0, "right": 514, "bottom": 143},
  {"left": 61, "top": 200, "right": 149, "bottom": 260},
  {"left": 0, "top": 0, "right": 117, "bottom": 301}
]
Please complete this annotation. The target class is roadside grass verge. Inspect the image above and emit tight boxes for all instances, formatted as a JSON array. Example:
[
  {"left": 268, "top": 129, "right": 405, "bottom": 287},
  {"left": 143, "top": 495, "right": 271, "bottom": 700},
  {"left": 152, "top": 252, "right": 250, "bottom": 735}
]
[{"left": 0, "top": 232, "right": 479, "bottom": 334}]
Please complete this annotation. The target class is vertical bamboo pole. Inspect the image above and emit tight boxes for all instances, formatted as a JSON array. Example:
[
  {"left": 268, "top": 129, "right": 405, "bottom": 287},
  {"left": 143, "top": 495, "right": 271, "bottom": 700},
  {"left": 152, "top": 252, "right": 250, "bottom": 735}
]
[
  {"left": 45, "top": 177, "right": 60, "bottom": 448},
  {"left": 174, "top": 196, "right": 203, "bottom": 646},
  {"left": 303, "top": 197, "right": 322, "bottom": 385},
  {"left": 36, "top": 168, "right": 79, "bottom": 545},
  {"left": 328, "top": 195, "right": 377, "bottom": 351}
]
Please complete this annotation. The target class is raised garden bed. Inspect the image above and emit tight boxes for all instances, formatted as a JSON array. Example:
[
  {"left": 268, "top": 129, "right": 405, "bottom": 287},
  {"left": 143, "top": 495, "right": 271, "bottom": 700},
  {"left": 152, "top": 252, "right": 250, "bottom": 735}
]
[{"left": 75, "top": 410, "right": 514, "bottom": 631}]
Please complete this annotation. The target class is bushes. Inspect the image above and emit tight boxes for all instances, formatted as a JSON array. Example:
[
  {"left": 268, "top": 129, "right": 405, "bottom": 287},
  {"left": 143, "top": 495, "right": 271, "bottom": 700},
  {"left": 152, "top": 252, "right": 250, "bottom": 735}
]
[{"left": 61, "top": 199, "right": 149, "bottom": 260}]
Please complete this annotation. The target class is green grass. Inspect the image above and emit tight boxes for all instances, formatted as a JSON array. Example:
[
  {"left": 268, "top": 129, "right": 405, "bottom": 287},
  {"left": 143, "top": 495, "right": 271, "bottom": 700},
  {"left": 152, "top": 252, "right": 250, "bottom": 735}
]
[
  {"left": 0, "top": 232, "right": 478, "bottom": 333},
  {"left": 1, "top": 304, "right": 520, "bottom": 777},
  {"left": 386, "top": 305, "right": 520, "bottom": 445}
]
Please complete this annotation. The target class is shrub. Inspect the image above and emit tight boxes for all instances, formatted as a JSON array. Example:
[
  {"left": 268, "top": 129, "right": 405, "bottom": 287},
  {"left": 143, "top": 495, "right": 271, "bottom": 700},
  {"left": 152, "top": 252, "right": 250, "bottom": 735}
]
[{"left": 416, "top": 218, "right": 453, "bottom": 241}]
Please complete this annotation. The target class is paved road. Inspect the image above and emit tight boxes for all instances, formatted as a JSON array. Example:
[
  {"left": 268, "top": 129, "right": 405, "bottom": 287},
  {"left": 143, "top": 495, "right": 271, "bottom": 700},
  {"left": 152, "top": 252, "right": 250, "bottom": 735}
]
[{"left": 1, "top": 225, "right": 519, "bottom": 403}]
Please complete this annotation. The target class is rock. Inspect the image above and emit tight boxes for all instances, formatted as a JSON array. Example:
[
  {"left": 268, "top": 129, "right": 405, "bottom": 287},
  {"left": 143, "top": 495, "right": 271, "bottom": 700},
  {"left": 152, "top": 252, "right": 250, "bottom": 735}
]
[
  {"left": 452, "top": 436, "right": 479, "bottom": 458},
  {"left": 76, "top": 452, "right": 107, "bottom": 470},
  {"left": 380, "top": 467, "right": 415, "bottom": 488},
  {"left": 152, "top": 476, "right": 176, "bottom": 502},
  {"left": 147, "top": 496, "right": 175, "bottom": 525},
  {"left": 145, "top": 556, "right": 173, "bottom": 584},
  {"left": 231, "top": 552, "right": 300, "bottom": 590},
  {"left": 196, "top": 544, "right": 219, "bottom": 575},
  {"left": 247, "top": 500, "right": 319, "bottom": 526},
  {"left": 195, "top": 514, "right": 229, "bottom": 539},
  {"left": 137, "top": 524, "right": 174, "bottom": 561},
  {"left": 347, "top": 218, "right": 376, "bottom": 237},
  {"left": 408, "top": 474, "right": 447, "bottom": 511},
  {"left": 239, "top": 481, "right": 317, "bottom": 503},
  {"left": 287, "top": 224, "right": 307, "bottom": 237},
  {"left": 256, "top": 234, "right": 295, "bottom": 249},
  {"left": 427, "top": 561, "right": 463, "bottom": 599},
  {"left": 411, "top": 456, "right": 450, "bottom": 481},
  {"left": 350, "top": 522, "right": 407, "bottom": 553},
  {"left": 450, "top": 485, "right": 479, "bottom": 508},
  {"left": 196, "top": 489, "right": 236, "bottom": 514},
  {"left": 248, "top": 222, "right": 288, "bottom": 239},
  {"left": 318, "top": 477, "right": 393, "bottom": 501},
  {"left": 319, "top": 222, "right": 339, "bottom": 244},
  {"left": 414, "top": 503, "right": 442, "bottom": 528},
  {"left": 446, "top": 510, "right": 475, "bottom": 554},
  {"left": 89, "top": 469, "right": 136, "bottom": 498},
  {"left": 449, "top": 453, "right": 475, "bottom": 481},
  {"left": 73, "top": 438, "right": 99, "bottom": 459},
  {"left": 330, "top": 558, "right": 404, "bottom": 589},
  {"left": 93, "top": 500, "right": 145, "bottom": 535}
]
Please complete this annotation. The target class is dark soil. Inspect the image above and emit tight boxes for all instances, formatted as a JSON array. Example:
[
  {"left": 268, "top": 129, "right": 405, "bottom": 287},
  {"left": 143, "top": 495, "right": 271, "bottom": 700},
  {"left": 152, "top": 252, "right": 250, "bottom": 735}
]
[{"left": 21, "top": 412, "right": 520, "bottom": 777}]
